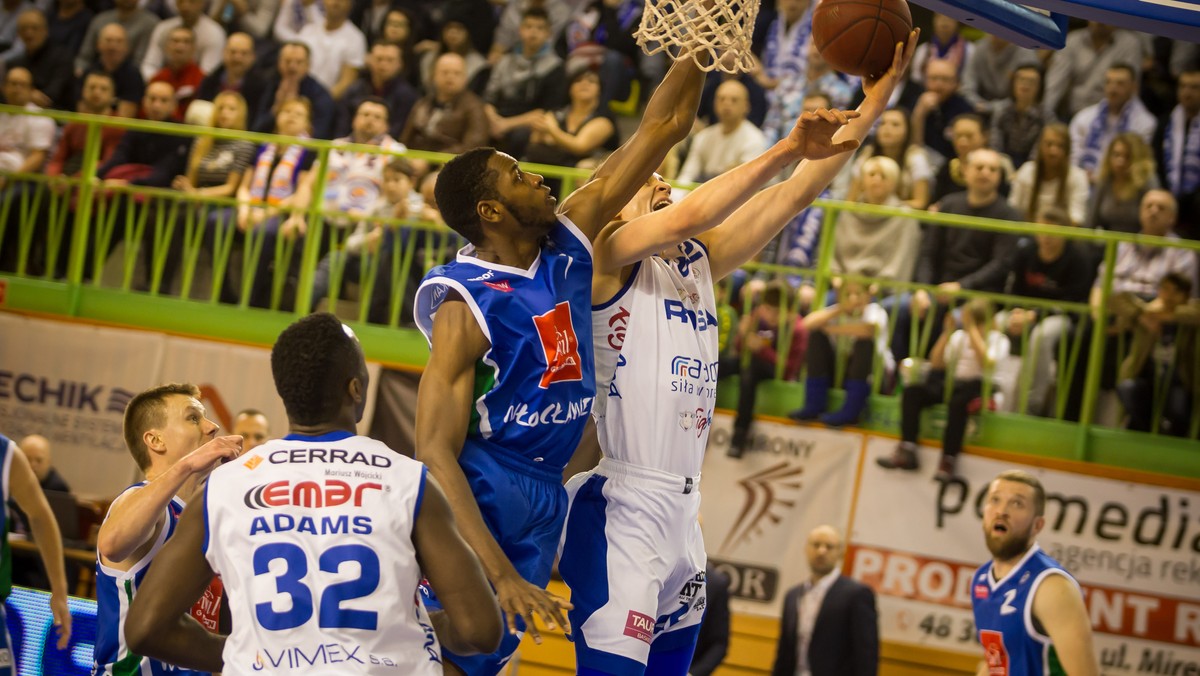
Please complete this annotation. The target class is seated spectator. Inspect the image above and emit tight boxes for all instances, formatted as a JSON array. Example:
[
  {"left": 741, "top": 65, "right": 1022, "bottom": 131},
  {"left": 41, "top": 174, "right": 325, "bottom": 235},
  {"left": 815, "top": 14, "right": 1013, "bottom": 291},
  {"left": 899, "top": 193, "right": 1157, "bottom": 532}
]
[
  {"left": 1117, "top": 272, "right": 1198, "bottom": 435},
  {"left": 483, "top": 8, "right": 566, "bottom": 158},
  {"left": 721, "top": 282, "right": 806, "bottom": 457},
  {"left": 931, "top": 113, "right": 1011, "bottom": 204},
  {"left": 961, "top": 34, "right": 1038, "bottom": 118},
  {"left": 50, "top": 71, "right": 125, "bottom": 178},
  {"left": 10, "top": 9, "right": 76, "bottom": 109},
  {"left": 1154, "top": 68, "right": 1200, "bottom": 240},
  {"left": 790, "top": 280, "right": 890, "bottom": 428},
  {"left": 47, "top": 0, "right": 92, "bottom": 65},
  {"left": 1044, "top": 23, "right": 1143, "bottom": 121},
  {"left": 298, "top": 0, "right": 365, "bottom": 100},
  {"left": 18, "top": 434, "right": 69, "bottom": 492},
  {"left": 0, "top": 66, "right": 56, "bottom": 273},
  {"left": 140, "top": 0, "right": 225, "bottom": 80},
  {"left": 1070, "top": 63, "right": 1156, "bottom": 182},
  {"left": 489, "top": 0, "right": 571, "bottom": 64},
  {"left": 522, "top": 67, "right": 615, "bottom": 179},
  {"left": 75, "top": 0, "right": 159, "bottom": 76},
  {"left": 148, "top": 26, "right": 205, "bottom": 118},
  {"left": 911, "top": 58, "right": 975, "bottom": 163},
  {"left": 207, "top": 0, "right": 277, "bottom": 42},
  {"left": 377, "top": 9, "right": 419, "bottom": 85},
  {"left": 989, "top": 64, "right": 1048, "bottom": 168},
  {"left": 271, "top": 0, "right": 322, "bottom": 45},
  {"left": 252, "top": 41, "right": 335, "bottom": 138},
  {"left": 1009, "top": 123, "right": 1090, "bottom": 225},
  {"left": 1085, "top": 132, "right": 1159, "bottom": 234},
  {"left": 698, "top": 70, "right": 768, "bottom": 128},
  {"left": 1000, "top": 206, "right": 1094, "bottom": 416},
  {"left": 82, "top": 22, "right": 144, "bottom": 118},
  {"left": 845, "top": 108, "right": 933, "bottom": 209},
  {"left": 910, "top": 13, "right": 971, "bottom": 87},
  {"left": 401, "top": 52, "right": 489, "bottom": 154},
  {"left": 195, "top": 32, "right": 265, "bottom": 125},
  {"left": 417, "top": 18, "right": 488, "bottom": 95},
  {"left": 337, "top": 41, "right": 419, "bottom": 140},
  {"left": 562, "top": 0, "right": 659, "bottom": 109},
  {"left": 750, "top": 0, "right": 814, "bottom": 145},
  {"left": 879, "top": 298, "right": 1010, "bottom": 479},
  {"left": 796, "top": 40, "right": 858, "bottom": 112},
  {"left": 677, "top": 80, "right": 769, "bottom": 184},
  {"left": 832, "top": 156, "right": 922, "bottom": 282}
]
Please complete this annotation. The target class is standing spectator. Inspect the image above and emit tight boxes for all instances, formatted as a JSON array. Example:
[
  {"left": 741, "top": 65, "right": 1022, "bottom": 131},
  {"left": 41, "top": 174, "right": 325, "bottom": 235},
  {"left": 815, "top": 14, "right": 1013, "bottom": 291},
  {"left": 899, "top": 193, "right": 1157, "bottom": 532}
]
[
  {"left": 195, "top": 32, "right": 265, "bottom": 125},
  {"left": 690, "top": 561, "right": 730, "bottom": 676},
  {"left": 771, "top": 525, "right": 879, "bottom": 676},
  {"left": 1044, "top": 23, "right": 1143, "bottom": 121},
  {"left": 401, "top": 52, "right": 489, "bottom": 154},
  {"left": 75, "top": 0, "right": 160, "bottom": 75},
  {"left": 140, "top": 0, "right": 225, "bottom": 80},
  {"left": 989, "top": 64, "right": 1048, "bottom": 168},
  {"left": 10, "top": 9, "right": 76, "bottom": 109},
  {"left": 961, "top": 34, "right": 1038, "bottom": 118},
  {"left": 522, "top": 66, "right": 616, "bottom": 173},
  {"left": 252, "top": 41, "right": 335, "bottom": 138},
  {"left": 271, "top": 0, "right": 322, "bottom": 45},
  {"left": 83, "top": 23, "right": 144, "bottom": 118},
  {"left": 417, "top": 18, "right": 488, "bottom": 95},
  {"left": 1154, "top": 69, "right": 1200, "bottom": 240},
  {"left": 1117, "top": 272, "right": 1197, "bottom": 435},
  {"left": 833, "top": 156, "right": 922, "bottom": 282},
  {"left": 753, "top": 0, "right": 814, "bottom": 144},
  {"left": 298, "top": 0, "right": 365, "bottom": 100},
  {"left": 1085, "top": 132, "right": 1159, "bottom": 234},
  {"left": 677, "top": 80, "right": 769, "bottom": 184},
  {"left": 1070, "top": 63, "right": 1156, "bottom": 182},
  {"left": 207, "top": 0, "right": 277, "bottom": 42},
  {"left": 483, "top": 8, "right": 566, "bottom": 158},
  {"left": 910, "top": 13, "right": 972, "bottom": 86},
  {"left": 1009, "top": 124, "right": 1090, "bottom": 225},
  {"left": 337, "top": 41, "right": 420, "bottom": 139},
  {"left": 911, "top": 58, "right": 974, "bottom": 162},
  {"left": 148, "top": 26, "right": 204, "bottom": 118},
  {"left": 230, "top": 408, "right": 270, "bottom": 451},
  {"left": 47, "top": 0, "right": 93, "bottom": 58},
  {"left": 845, "top": 108, "right": 934, "bottom": 209}
]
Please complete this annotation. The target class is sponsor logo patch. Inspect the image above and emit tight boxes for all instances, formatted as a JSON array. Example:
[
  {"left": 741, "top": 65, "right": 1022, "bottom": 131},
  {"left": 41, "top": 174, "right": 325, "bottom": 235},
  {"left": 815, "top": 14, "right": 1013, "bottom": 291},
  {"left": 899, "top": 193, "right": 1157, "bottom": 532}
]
[
  {"left": 244, "top": 455, "right": 263, "bottom": 470},
  {"left": 532, "top": 302, "right": 583, "bottom": 388},
  {"left": 624, "top": 610, "right": 654, "bottom": 644}
]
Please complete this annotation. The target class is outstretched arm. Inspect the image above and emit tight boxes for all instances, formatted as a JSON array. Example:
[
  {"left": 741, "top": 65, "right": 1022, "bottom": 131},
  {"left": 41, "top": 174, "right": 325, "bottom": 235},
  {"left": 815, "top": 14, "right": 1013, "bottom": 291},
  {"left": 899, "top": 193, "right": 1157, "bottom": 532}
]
[
  {"left": 559, "top": 57, "right": 706, "bottom": 239},
  {"left": 699, "top": 33, "right": 919, "bottom": 281},
  {"left": 9, "top": 447, "right": 71, "bottom": 649}
]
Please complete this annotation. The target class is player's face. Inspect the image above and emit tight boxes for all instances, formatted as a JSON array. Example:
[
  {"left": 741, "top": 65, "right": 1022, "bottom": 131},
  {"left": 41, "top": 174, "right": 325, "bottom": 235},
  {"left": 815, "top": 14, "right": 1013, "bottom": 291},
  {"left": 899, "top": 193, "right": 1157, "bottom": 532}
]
[
  {"left": 232, "top": 414, "right": 270, "bottom": 452},
  {"left": 491, "top": 153, "right": 558, "bottom": 234},
  {"left": 159, "top": 395, "right": 219, "bottom": 464},
  {"left": 805, "top": 527, "right": 842, "bottom": 578},
  {"left": 622, "top": 174, "right": 671, "bottom": 220},
  {"left": 982, "top": 480, "right": 1042, "bottom": 561}
]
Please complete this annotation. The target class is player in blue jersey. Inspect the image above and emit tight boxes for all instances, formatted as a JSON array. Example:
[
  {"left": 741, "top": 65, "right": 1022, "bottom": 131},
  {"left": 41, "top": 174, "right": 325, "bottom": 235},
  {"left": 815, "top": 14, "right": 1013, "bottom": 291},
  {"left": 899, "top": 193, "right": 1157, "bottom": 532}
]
[
  {"left": 972, "top": 470, "right": 1098, "bottom": 676},
  {"left": 92, "top": 383, "right": 243, "bottom": 676},
  {"left": 0, "top": 432, "right": 72, "bottom": 672},
  {"left": 124, "top": 313, "right": 500, "bottom": 674},
  {"left": 412, "top": 54, "right": 710, "bottom": 675}
]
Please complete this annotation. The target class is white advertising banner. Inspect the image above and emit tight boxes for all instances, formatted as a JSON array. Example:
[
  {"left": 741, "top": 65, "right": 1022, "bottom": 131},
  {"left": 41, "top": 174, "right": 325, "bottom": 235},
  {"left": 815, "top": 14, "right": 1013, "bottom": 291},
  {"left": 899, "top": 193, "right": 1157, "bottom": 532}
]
[
  {"left": 700, "top": 413, "right": 862, "bottom": 617},
  {"left": 847, "top": 437, "right": 1200, "bottom": 672},
  {"left": 0, "top": 313, "right": 162, "bottom": 499}
]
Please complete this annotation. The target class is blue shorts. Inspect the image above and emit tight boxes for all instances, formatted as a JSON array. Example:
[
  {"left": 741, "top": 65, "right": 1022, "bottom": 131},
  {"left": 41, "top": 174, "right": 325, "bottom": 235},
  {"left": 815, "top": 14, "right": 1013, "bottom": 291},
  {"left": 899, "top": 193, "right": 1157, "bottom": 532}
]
[{"left": 423, "top": 443, "right": 567, "bottom": 676}]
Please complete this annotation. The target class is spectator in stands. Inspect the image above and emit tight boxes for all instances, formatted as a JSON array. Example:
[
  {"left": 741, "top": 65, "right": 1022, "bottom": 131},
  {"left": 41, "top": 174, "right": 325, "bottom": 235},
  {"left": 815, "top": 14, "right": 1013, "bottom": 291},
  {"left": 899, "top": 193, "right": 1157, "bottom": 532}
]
[
  {"left": 490, "top": 0, "right": 570, "bottom": 64},
  {"left": 50, "top": 71, "right": 124, "bottom": 178},
  {"left": 752, "top": 0, "right": 814, "bottom": 144},
  {"left": 522, "top": 66, "right": 615, "bottom": 178},
  {"left": 1001, "top": 206, "right": 1094, "bottom": 416},
  {"left": 0, "top": 0, "right": 32, "bottom": 63},
  {"left": 196, "top": 32, "right": 264, "bottom": 125},
  {"left": 723, "top": 282, "right": 807, "bottom": 457},
  {"left": 253, "top": 41, "right": 335, "bottom": 139},
  {"left": 83, "top": 23, "right": 144, "bottom": 118},
  {"left": 271, "top": 0, "right": 322, "bottom": 45},
  {"left": 832, "top": 156, "right": 922, "bottom": 283},
  {"left": 18, "top": 434, "right": 70, "bottom": 492},
  {"left": 208, "top": 0, "right": 277, "bottom": 42},
  {"left": 1044, "top": 23, "right": 1143, "bottom": 121},
  {"left": 417, "top": 18, "right": 488, "bottom": 95},
  {"left": 797, "top": 41, "right": 858, "bottom": 112},
  {"left": 96, "top": 81, "right": 189, "bottom": 184},
  {"left": 961, "top": 34, "right": 1038, "bottom": 118},
  {"left": 677, "top": 80, "right": 769, "bottom": 184},
  {"left": 790, "top": 280, "right": 891, "bottom": 428},
  {"left": 561, "top": 0, "right": 657, "bottom": 107},
  {"left": 698, "top": 70, "right": 768, "bottom": 128},
  {"left": 1070, "top": 63, "right": 1156, "bottom": 182},
  {"left": 1009, "top": 123, "right": 1090, "bottom": 225},
  {"left": 1117, "top": 272, "right": 1197, "bottom": 436},
  {"left": 912, "top": 58, "right": 974, "bottom": 162},
  {"left": 932, "top": 113, "right": 1007, "bottom": 204},
  {"left": 483, "top": 8, "right": 566, "bottom": 158},
  {"left": 10, "top": 9, "right": 76, "bottom": 109},
  {"left": 378, "top": 9, "right": 419, "bottom": 85},
  {"left": 149, "top": 26, "right": 204, "bottom": 118},
  {"left": 298, "top": 0, "right": 365, "bottom": 100},
  {"left": 0, "top": 66, "right": 54, "bottom": 189},
  {"left": 140, "top": 0, "right": 225, "bottom": 81},
  {"left": 845, "top": 108, "right": 933, "bottom": 209},
  {"left": 337, "top": 41, "right": 419, "bottom": 140},
  {"left": 1085, "top": 132, "right": 1159, "bottom": 234},
  {"left": 322, "top": 97, "right": 405, "bottom": 229},
  {"left": 401, "top": 52, "right": 489, "bottom": 154},
  {"left": 76, "top": 0, "right": 159, "bottom": 76},
  {"left": 232, "top": 408, "right": 270, "bottom": 451},
  {"left": 989, "top": 64, "right": 1047, "bottom": 168},
  {"left": 173, "top": 91, "right": 254, "bottom": 226},
  {"left": 47, "top": 0, "right": 93, "bottom": 57},
  {"left": 910, "top": 13, "right": 972, "bottom": 86},
  {"left": 880, "top": 298, "right": 1010, "bottom": 479},
  {"left": 893, "top": 149, "right": 1021, "bottom": 362},
  {"left": 1154, "top": 69, "right": 1200, "bottom": 240}
]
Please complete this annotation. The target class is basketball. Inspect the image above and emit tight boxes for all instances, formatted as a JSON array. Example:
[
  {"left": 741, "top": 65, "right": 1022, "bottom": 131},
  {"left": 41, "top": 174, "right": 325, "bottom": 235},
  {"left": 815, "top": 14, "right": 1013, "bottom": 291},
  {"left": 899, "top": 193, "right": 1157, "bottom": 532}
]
[{"left": 812, "top": 0, "right": 913, "bottom": 78}]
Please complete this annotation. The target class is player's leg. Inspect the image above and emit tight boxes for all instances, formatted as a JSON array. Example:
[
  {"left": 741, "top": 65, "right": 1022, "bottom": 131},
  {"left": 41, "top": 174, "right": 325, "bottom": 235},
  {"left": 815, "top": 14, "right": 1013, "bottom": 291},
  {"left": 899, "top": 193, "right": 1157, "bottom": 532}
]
[{"left": 644, "top": 501, "right": 706, "bottom": 676}]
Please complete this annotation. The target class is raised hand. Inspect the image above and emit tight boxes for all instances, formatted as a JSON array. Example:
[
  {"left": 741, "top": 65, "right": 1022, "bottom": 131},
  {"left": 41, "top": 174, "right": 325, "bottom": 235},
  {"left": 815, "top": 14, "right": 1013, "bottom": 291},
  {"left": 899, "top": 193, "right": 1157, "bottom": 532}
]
[
  {"left": 494, "top": 574, "right": 573, "bottom": 645},
  {"left": 862, "top": 28, "right": 919, "bottom": 102},
  {"left": 784, "top": 108, "right": 862, "bottom": 160}
]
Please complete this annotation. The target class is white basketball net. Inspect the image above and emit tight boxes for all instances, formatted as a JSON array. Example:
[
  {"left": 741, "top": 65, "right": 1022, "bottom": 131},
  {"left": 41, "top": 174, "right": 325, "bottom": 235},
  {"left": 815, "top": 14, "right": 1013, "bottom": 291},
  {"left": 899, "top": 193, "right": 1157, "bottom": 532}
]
[{"left": 635, "top": 0, "right": 760, "bottom": 74}]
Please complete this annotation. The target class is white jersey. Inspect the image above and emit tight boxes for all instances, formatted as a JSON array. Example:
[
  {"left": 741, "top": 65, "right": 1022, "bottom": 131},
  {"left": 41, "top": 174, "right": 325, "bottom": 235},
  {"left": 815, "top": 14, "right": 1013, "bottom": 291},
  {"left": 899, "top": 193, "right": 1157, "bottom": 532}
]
[
  {"left": 203, "top": 432, "right": 441, "bottom": 676},
  {"left": 592, "top": 239, "right": 719, "bottom": 478}
]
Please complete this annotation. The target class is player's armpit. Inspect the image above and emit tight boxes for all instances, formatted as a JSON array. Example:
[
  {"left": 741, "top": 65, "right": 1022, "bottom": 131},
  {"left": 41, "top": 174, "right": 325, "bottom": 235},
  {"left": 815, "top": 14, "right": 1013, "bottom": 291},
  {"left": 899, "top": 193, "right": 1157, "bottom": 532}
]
[
  {"left": 1032, "top": 573, "right": 1099, "bottom": 676},
  {"left": 413, "top": 475, "right": 502, "bottom": 656}
]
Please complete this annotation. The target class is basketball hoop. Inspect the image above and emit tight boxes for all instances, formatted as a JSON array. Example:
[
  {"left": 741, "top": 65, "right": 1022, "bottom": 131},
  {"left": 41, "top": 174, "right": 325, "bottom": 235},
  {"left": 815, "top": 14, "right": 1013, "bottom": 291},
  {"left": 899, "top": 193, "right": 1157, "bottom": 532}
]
[{"left": 635, "top": 0, "right": 761, "bottom": 74}]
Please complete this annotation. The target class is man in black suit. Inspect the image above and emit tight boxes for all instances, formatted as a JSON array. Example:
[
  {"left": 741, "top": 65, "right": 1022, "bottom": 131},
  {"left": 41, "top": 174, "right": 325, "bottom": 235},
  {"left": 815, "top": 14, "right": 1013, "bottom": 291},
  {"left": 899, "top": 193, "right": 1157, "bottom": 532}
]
[{"left": 771, "top": 525, "right": 879, "bottom": 676}]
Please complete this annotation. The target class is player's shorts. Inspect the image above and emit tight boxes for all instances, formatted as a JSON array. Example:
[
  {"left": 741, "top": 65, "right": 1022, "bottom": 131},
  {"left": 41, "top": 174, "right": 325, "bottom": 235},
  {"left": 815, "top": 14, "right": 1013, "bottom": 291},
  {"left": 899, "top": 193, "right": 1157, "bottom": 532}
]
[
  {"left": 558, "top": 457, "right": 707, "bottom": 676},
  {"left": 422, "top": 442, "right": 567, "bottom": 676}
]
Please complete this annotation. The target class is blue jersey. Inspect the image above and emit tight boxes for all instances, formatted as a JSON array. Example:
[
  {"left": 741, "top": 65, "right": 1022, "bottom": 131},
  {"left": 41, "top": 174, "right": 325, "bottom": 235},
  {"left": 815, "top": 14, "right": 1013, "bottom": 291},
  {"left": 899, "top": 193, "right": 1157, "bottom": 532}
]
[
  {"left": 93, "top": 485, "right": 209, "bottom": 676},
  {"left": 415, "top": 216, "right": 596, "bottom": 477},
  {"left": 971, "top": 544, "right": 1074, "bottom": 676}
]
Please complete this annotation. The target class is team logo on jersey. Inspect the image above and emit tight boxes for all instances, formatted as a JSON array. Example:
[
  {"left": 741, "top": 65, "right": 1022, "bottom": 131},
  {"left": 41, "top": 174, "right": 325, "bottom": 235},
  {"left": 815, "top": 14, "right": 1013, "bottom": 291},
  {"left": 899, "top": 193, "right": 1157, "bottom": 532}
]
[
  {"left": 663, "top": 299, "right": 718, "bottom": 331},
  {"left": 468, "top": 270, "right": 495, "bottom": 281},
  {"left": 674, "top": 240, "right": 703, "bottom": 278},
  {"left": 974, "top": 584, "right": 989, "bottom": 599},
  {"left": 244, "top": 455, "right": 263, "bottom": 470},
  {"left": 677, "top": 408, "right": 712, "bottom": 437},
  {"left": 243, "top": 480, "right": 382, "bottom": 509},
  {"left": 484, "top": 280, "right": 514, "bottom": 292},
  {"left": 979, "top": 630, "right": 1009, "bottom": 675},
  {"left": 532, "top": 302, "right": 583, "bottom": 388},
  {"left": 606, "top": 306, "right": 630, "bottom": 350},
  {"left": 624, "top": 611, "right": 654, "bottom": 644}
]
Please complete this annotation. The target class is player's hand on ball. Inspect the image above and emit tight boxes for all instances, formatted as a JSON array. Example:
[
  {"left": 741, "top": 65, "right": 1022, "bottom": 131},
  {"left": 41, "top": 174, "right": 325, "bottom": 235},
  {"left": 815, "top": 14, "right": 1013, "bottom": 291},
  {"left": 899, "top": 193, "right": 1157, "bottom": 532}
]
[
  {"left": 785, "top": 108, "right": 861, "bottom": 160},
  {"left": 862, "top": 28, "right": 919, "bottom": 101},
  {"left": 495, "top": 575, "right": 573, "bottom": 644}
]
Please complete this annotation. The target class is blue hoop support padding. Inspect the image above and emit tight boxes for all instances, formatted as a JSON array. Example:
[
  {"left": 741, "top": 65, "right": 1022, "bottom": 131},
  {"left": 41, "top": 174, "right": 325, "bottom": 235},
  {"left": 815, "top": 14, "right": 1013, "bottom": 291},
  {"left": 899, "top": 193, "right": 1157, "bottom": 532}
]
[{"left": 1021, "top": 0, "right": 1200, "bottom": 44}]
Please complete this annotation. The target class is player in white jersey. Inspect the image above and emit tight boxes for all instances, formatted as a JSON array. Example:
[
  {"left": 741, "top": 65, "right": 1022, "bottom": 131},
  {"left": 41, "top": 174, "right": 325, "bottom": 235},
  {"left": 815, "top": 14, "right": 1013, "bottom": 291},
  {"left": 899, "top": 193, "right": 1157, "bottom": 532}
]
[
  {"left": 558, "top": 35, "right": 918, "bottom": 674},
  {"left": 124, "top": 313, "right": 501, "bottom": 675}
]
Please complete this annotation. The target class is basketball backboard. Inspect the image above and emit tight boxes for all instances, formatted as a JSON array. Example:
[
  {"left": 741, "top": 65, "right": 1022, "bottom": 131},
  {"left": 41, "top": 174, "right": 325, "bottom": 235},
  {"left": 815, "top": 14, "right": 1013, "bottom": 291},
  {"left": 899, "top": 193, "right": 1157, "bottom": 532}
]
[{"left": 909, "top": 0, "right": 1200, "bottom": 50}]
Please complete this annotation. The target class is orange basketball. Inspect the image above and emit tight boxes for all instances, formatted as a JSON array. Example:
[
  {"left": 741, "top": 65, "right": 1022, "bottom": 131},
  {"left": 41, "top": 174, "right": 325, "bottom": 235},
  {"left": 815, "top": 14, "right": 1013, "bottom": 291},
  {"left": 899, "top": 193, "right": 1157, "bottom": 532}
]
[{"left": 812, "top": 0, "right": 912, "bottom": 78}]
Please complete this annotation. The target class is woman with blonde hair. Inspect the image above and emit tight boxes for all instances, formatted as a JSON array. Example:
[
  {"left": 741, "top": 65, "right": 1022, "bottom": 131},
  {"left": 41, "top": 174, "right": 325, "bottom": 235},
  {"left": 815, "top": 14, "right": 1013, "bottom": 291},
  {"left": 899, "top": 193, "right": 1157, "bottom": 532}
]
[
  {"left": 1085, "top": 132, "right": 1159, "bottom": 234},
  {"left": 1009, "top": 123, "right": 1090, "bottom": 225},
  {"left": 832, "top": 155, "right": 922, "bottom": 283},
  {"left": 845, "top": 108, "right": 933, "bottom": 209}
]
